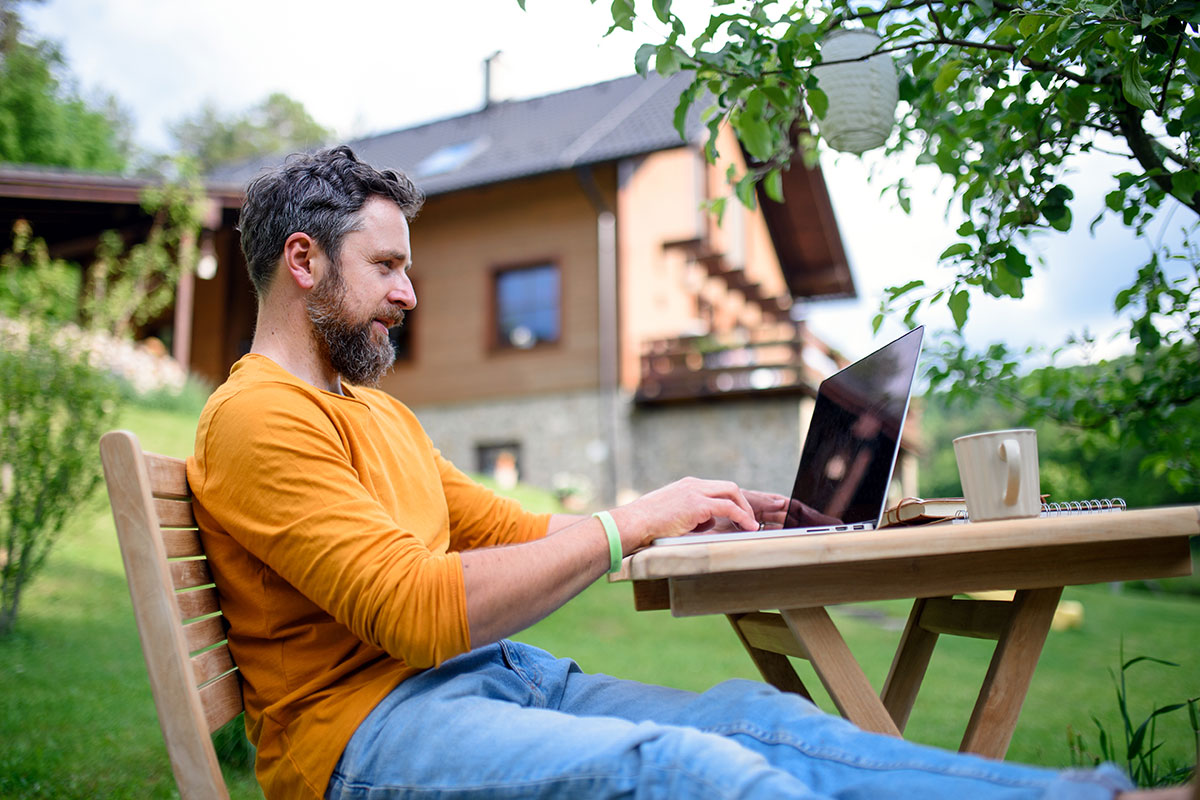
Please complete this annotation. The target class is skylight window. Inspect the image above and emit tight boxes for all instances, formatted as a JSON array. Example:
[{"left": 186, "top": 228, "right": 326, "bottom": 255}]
[{"left": 415, "top": 137, "right": 489, "bottom": 177}]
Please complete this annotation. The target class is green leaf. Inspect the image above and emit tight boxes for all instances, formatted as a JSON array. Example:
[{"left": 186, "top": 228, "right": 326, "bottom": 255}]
[
  {"left": 994, "top": 261, "right": 1025, "bottom": 298},
  {"left": 1048, "top": 206, "right": 1073, "bottom": 232},
  {"left": 949, "top": 290, "right": 971, "bottom": 329},
  {"left": 672, "top": 88, "right": 696, "bottom": 139},
  {"left": 806, "top": 87, "right": 829, "bottom": 120},
  {"left": 656, "top": 43, "right": 682, "bottom": 76},
  {"left": 933, "top": 60, "right": 965, "bottom": 93},
  {"left": 1170, "top": 169, "right": 1200, "bottom": 199},
  {"left": 652, "top": 0, "right": 672, "bottom": 24},
  {"left": 763, "top": 169, "right": 784, "bottom": 203},
  {"left": 1121, "top": 54, "right": 1156, "bottom": 110},
  {"left": 1018, "top": 13, "right": 1048, "bottom": 37},
  {"left": 888, "top": 279, "right": 925, "bottom": 299},
  {"left": 939, "top": 242, "right": 973, "bottom": 259},
  {"left": 734, "top": 173, "right": 758, "bottom": 209},
  {"left": 709, "top": 195, "right": 727, "bottom": 224},
  {"left": 736, "top": 92, "right": 774, "bottom": 162},
  {"left": 1004, "top": 246, "right": 1032, "bottom": 277},
  {"left": 635, "top": 43, "right": 657, "bottom": 77},
  {"left": 609, "top": 0, "right": 636, "bottom": 32}
]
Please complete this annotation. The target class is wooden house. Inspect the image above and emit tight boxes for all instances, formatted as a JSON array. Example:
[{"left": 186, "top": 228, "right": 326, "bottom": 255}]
[{"left": 3, "top": 73, "right": 919, "bottom": 505}]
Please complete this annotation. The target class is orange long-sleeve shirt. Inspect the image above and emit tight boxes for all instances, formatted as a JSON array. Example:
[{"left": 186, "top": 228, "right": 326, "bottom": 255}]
[{"left": 187, "top": 355, "right": 551, "bottom": 799}]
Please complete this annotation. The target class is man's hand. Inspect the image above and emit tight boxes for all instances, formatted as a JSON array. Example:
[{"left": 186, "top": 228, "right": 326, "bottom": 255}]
[
  {"left": 607, "top": 477, "right": 764, "bottom": 549},
  {"left": 698, "top": 490, "right": 790, "bottom": 535}
]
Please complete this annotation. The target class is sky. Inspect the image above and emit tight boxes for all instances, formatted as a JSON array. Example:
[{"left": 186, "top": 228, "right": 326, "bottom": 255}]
[{"left": 23, "top": 0, "right": 1193, "bottom": 363}]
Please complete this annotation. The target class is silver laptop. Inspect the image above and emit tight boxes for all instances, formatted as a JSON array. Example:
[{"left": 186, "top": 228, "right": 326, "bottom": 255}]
[{"left": 652, "top": 326, "right": 924, "bottom": 546}]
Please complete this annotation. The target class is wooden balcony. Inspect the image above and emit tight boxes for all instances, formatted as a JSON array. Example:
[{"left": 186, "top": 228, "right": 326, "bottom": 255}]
[{"left": 636, "top": 323, "right": 847, "bottom": 405}]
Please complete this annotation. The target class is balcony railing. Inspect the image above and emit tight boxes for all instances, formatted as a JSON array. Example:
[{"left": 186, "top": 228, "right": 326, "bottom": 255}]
[{"left": 636, "top": 323, "right": 845, "bottom": 404}]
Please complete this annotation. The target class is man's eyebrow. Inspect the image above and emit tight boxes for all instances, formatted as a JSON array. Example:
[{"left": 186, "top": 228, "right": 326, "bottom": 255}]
[{"left": 370, "top": 250, "right": 411, "bottom": 265}]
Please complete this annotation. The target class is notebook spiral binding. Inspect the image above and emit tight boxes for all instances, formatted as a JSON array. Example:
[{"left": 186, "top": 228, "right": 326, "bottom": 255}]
[
  {"left": 1042, "top": 498, "right": 1126, "bottom": 515},
  {"left": 952, "top": 498, "right": 1126, "bottom": 521}
]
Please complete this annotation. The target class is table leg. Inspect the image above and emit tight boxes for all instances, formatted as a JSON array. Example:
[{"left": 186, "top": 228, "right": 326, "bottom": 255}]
[
  {"left": 727, "top": 614, "right": 814, "bottom": 700},
  {"left": 780, "top": 607, "right": 901, "bottom": 737},
  {"left": 959, "top": 586, "right": 1063, "bottom": 759},
  {"left": 881, "top": 598, "right": 941, "bottom": 734}
]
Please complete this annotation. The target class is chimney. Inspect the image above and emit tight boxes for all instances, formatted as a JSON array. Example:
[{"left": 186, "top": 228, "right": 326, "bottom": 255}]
[{"left": 483, "top": 51, "right": 507, "bottom": 108}]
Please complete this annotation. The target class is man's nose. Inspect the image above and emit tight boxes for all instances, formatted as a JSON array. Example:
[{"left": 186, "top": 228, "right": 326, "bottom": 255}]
[{"left": 389, "top": 273, "right": 417, "bottom": 310}]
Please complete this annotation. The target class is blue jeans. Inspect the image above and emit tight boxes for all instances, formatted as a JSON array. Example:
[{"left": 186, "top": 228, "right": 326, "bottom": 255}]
[{"left": 326, "top": 641, "right": 1131, "bottom": 799}]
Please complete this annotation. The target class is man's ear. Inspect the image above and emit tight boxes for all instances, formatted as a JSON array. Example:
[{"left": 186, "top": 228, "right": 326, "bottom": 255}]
[{"left": 281, "top": 232, "right": 320, "bottom": 290}]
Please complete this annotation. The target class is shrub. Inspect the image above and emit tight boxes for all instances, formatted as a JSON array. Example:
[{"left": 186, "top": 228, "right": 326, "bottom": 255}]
[{"left": 0, "top": 318, "right": 119, "bottom": 636}]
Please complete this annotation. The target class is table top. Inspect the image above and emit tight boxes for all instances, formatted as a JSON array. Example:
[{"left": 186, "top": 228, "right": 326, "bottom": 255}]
[{"left": 613, "top": 504, "right": 1200, "bottom": 583}]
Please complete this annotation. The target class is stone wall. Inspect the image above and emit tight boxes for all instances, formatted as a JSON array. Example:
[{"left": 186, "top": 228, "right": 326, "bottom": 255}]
[
  {"left": 410, "top": 390, "right": 813, "bottom": 507},
  {"left": 628, "top": 397, "right": 809, "bottom": 498},
  {"left": 410, "top": 390, "right": 612, "bottom": 507}
]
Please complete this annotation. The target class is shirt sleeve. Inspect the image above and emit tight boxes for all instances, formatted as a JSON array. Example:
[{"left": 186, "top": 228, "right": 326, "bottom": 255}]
[
  {"left": 435, "top": 449, "right": 552, "bottom": 552},
  {"left": 191, "top": 385, "right": 470, "bottom": 669}
]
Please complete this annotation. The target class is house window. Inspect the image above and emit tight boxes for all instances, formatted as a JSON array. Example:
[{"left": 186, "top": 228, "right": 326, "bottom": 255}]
[
  {"left": 476, "top": 442, "right": 521, "bottom": 489},
  {"left": 494, "top": 264, "right": 560, "bottom": 350}
]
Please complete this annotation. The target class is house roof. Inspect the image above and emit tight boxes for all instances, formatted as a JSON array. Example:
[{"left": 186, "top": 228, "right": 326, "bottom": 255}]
[
  {"left": 209, "top": 72, "right": 705, "bottom": 194},
  {"left": 3, "top": 73, "right": 853, "bottom": 301},
  {"left": 0, "top": 163, "right": 241, "bottom": 261},
  {"left": 210, "top": 72, "right": 855, "bottom": 301}
]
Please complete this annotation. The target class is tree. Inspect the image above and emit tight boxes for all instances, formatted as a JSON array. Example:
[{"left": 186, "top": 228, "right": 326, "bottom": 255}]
[
  {"left": 0, "top": 0, "right": 130, "bottom": 171},
  {"left": 169, "top": 92, "right": 333, "bottom": 172},
  {"left": 555, "top": 0, "right": 1200, "bottom": 490}
]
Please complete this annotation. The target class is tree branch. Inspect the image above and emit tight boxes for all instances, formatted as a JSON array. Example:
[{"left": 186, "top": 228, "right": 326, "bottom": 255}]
[
  {"left": 1157, "top": 32, "right": 1184, "bottom": 118},
  {"left": 1115, "top": 100, "right": 1200, "bottom": 216}
]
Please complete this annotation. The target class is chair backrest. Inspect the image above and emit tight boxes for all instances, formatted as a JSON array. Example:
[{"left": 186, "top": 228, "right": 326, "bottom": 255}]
[{"left": 100, "top": 429, "right": 242, "bottom": 800}]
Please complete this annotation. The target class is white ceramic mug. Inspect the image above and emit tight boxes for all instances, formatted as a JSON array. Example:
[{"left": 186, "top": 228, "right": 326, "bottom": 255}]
[{"left": 953, "top": 429, "right": 1041, "bottom": 521}]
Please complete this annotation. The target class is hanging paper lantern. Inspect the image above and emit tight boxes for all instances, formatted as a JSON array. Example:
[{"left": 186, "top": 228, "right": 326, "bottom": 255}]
[{"left": 812, "top": 28, "right": 900, "bottom": 154}]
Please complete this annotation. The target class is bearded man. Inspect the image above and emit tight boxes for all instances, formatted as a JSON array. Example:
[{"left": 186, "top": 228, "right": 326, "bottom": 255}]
[{"left": 187, "top": 146, "right": 1167, "bottom": 800}]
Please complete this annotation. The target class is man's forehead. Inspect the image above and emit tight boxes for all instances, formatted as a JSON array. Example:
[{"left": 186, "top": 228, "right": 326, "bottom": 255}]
[{"left": 349, "top": 198, "right": 411, "bottom": 251}]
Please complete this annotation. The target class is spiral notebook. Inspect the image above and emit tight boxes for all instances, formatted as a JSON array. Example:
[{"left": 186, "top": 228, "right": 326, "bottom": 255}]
[
  {"left": 882, "top": 496, "right": 1126, "bottom": 527},
  {"left": 959, "top": 498, "right": 1127, "bottom": 522}
]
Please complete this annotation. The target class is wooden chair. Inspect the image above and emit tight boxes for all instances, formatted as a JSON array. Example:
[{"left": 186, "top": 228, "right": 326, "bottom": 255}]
[{"left": 100, "top": 429, "right": 243, "bottom": 800}]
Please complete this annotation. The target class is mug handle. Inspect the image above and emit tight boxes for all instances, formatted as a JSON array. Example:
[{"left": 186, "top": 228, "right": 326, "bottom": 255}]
[{"left": 999, "top": 439, "right": 1021, "bottom": 505}]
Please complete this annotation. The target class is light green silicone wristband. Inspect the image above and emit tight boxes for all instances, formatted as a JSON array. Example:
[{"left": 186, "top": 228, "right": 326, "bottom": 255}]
[{"left": 592, "top": 510, "right": 623, "bottom": 574}]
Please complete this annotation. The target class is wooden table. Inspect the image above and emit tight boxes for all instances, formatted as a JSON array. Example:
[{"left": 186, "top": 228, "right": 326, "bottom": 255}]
[{"left": 611, "top": 505, "right": 1199, "bottom": 759}]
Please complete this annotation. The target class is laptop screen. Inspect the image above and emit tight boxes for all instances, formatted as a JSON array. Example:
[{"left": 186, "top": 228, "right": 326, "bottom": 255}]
[{"left": 784, "top": 327, "right": 923, "bottom": 527}]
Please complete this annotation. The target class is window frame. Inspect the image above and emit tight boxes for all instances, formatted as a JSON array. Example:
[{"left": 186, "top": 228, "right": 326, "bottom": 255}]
[{"left": 489, "top": 260, "right": 563, "bottom": 353}]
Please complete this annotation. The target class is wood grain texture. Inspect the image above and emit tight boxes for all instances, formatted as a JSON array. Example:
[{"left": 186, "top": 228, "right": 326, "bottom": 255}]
[{"left": 101, "top": 430, "right": 237, "bottom": 800}]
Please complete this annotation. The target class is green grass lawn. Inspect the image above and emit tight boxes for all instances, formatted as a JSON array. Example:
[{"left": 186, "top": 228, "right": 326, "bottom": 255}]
[{"left": 1, "top": 402, "right": 1197, "bottom": 797}]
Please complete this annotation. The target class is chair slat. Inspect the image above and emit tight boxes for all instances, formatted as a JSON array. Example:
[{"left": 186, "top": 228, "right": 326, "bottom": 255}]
[
  {"left": 171, "top": 559, "right": 214, "bottom": 591},
  {"left": 183, "top": 615, "right": 228, "bottom": 654},
  {"left": 162, "top": 529, "right": 205, "bottom": 558},
  {"left": 192, "top": 645, "right": 236, "bottom": 687},
  {"left": 199, "top": 671, "right": 244, "bottom": 734},
  {"left": 176, "top": 587, "right": 221, "bottom": 621},
  {"left": 155, "top": 497, "right": 197, "bottom": 528},
  {"left": 101, "top": 430, "right": 239, "bottom": 800},
  {"left": 144, "top": 452, "right": 190, "bottom": 498}
]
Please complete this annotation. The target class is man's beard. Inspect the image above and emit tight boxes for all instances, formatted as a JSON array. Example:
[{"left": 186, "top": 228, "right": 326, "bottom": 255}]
[{"left": 305, "top": 267, "right": 402, "bottom": 387}]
